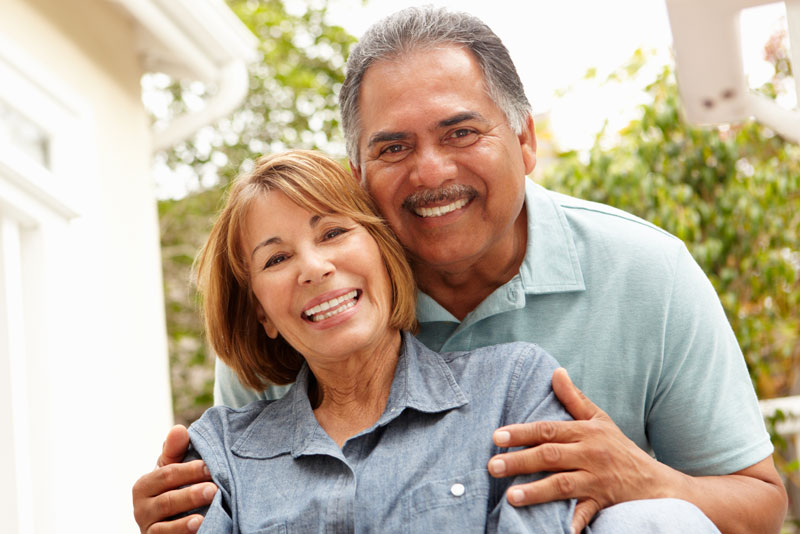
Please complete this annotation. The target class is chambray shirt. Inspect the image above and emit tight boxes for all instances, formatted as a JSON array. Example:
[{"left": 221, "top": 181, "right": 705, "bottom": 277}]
[
  {"left": 188, "top": 333, "right": 574, "bottom": 533},
  {"left": 216, "top": 180, "right": 772, "bottom": 478}
]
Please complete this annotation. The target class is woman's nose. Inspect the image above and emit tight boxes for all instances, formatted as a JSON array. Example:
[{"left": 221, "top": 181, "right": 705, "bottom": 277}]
[{"left": 297, "top": 250, "right": 335, "bottom": 285}]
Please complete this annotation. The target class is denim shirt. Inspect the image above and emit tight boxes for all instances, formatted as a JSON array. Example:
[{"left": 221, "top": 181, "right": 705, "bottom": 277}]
[{"left": 187, "top": 333, "right": 574, "bottom": 533}]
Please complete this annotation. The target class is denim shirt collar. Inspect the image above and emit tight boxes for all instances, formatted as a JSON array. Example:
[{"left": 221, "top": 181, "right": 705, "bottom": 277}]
[{"left": 230, "top": 332, "right": 468, "bottom": 460}]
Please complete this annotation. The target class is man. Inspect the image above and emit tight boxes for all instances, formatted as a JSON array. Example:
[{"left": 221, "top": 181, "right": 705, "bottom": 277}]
[{"left": 133, "top": 7, "right": 786, "bottom": 534}]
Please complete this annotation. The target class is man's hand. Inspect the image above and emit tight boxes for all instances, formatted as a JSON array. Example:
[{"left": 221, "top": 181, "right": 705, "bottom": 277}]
[
  {"left": 487, "top": 368, "right": 667, "bottom": 534},
  {"left": 132, "top": 425, "right": 217, "bottom": 534}
]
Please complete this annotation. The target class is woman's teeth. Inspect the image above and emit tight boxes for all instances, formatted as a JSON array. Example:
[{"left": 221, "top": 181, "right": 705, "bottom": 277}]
[
  {"left": 415, "top": 197, "right": 468, "bottom": 218},
  {"left": 304, "top": 290, "right": 358, "bottom": 322}
]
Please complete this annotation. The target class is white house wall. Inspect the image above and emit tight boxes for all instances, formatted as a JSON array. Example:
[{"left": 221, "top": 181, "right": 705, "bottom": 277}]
[{"left": 0, "top": 0, "right": 173, "bottom": 532}]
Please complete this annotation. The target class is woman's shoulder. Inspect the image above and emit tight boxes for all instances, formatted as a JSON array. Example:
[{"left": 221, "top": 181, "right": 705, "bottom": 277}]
[
  {"left": 440, "top": 340, "right": 557, "bottom": 370},
  {"left": 189, "top": 399, "right": 277, "bottom": 443},
  {"left": 407, "top": 334, "right": 560, "bottom": 391}
]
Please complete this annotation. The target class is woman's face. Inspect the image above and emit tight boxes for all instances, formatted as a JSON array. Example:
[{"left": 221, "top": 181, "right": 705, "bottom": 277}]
[{"left": 243, "top": 190, "right": 396, "bottom": 365}]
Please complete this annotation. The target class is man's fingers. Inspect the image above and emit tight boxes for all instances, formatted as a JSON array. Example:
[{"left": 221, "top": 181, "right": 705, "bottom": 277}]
[
  {"left": 489, "top": 442, "right": 585, "bottom": 478},
  {"left": 136, "top": 482, "right": 217, "bottom": 533},
  {"left": 503, "top": 471, "right": 591, "bottom": 507},
  {"left": 135, "top": 460, "right": 212, "bottom": 498},
  {"left": 572, "top": 498, "right": 601, "bottom": 534},
  {"left": 146, "top": 513, "right": 205, "bottom": 534},
  {"left": 493, "top": 420, "right": 581, "bottom": 449},
  {"left": 159, "top": 425, "right": 191, "bottom": 467},
  {"left": 552, "top": 368, "right": 600, "bottom": 421}
]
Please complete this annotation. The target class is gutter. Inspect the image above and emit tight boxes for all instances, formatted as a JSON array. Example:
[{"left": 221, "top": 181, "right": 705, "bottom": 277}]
[{"left": 108, "top": 0, "right": 258, "bottom": 151}]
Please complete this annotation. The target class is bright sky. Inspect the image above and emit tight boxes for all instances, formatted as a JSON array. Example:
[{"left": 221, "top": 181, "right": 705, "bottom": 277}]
[{"left": 323, "top": 0, "right": 790, "bottom": 150}]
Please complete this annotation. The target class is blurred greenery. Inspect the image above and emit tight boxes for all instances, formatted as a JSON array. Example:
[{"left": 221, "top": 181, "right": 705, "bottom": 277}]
[{"left": 157, "top": 0, "right": 355, "bottom": 426}]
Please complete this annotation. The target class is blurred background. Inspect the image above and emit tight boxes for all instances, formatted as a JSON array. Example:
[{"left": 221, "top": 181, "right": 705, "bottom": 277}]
[{"left": 0, "top": 0, "right": 798, "bottom": 532}]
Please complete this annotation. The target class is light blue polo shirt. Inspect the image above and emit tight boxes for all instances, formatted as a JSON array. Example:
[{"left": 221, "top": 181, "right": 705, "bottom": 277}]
[{"left": 215, "top": 180, "right": 772, "bottom": 477}]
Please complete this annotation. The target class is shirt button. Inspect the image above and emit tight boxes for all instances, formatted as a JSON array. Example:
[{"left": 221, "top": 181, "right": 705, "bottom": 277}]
[{"left": 450, "top": 483, "right": 465, "bottom": 497}]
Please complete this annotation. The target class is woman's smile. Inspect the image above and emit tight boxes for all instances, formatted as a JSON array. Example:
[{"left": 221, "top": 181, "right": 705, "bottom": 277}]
[{"left": 302, "top": 289, "right": 361, "bottom": 324}]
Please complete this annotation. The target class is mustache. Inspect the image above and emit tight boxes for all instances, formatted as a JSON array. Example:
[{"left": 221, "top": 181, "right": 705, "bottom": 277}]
[{"left": 402, "top": 184, "right": 477, "bottom": 210}]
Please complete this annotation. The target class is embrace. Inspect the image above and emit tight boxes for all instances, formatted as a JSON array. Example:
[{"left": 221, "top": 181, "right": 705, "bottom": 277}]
[{"left": 133, "top": 7, "right": 786, "bottom": 534}]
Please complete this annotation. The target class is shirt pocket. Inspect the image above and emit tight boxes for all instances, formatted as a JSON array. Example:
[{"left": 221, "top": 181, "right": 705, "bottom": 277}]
[{"left": 404, "top": 469, "right": 490, "bottom": 533}]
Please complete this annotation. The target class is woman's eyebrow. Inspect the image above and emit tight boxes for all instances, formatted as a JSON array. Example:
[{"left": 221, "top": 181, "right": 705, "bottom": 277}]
[{"left": 250, "top": 236, "right": 281, "bottom": 260}]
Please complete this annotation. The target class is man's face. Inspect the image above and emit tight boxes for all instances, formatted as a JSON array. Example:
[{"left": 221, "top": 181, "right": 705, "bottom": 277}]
[{"left": 352, "top": 45, "right": 536, "bottom": 272}]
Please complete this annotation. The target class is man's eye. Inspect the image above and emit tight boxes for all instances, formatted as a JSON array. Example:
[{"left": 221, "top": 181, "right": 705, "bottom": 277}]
[
  {"left": 446, "top": 128, "right": 478, "bottom": 146},
  {"left": 378, "top": 144, "right": 410, "bottom": 162}
]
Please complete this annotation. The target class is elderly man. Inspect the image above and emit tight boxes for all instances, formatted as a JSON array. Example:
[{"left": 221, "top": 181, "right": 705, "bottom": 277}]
[{"left": 133, "top": 7, "right": 786, "bottom": 534}]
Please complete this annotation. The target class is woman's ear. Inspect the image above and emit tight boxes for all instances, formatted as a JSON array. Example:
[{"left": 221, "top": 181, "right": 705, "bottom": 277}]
[{"left": 256, "top": 303, "right": 279, "bottom": 339}]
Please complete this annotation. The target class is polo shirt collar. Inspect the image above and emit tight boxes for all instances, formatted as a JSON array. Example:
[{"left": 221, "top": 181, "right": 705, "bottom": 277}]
[
  {"left": 519, "top": 180, "right": 585, "bottom": 294},
  {"left": 416, "top": 180, "right": 585, "bottom": 323},
  {"left": 230, "top": 332, "right": 467, "bottom": 459}
]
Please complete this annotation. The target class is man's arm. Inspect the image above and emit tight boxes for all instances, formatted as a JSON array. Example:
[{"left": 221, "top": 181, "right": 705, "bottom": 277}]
[
  {"left": 132, "top": 425, "right": 217, "bottom": 534},
  {"left": 488, "top": 368, "right": 787, "bottom": 534}
]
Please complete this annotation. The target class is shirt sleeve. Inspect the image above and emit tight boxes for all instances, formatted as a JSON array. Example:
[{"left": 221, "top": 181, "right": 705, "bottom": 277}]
[
  {"left": 647, "top": 244, "right": 773, "bottom": 475},
  {"left": 487, "top": 344, "right": 575, "bottom": 533},
  {"left": 185, "top": 409, "right": 236, "bottom": 532},
  {"left": 213, "top": 357, "right": 265, "bottom": 407},
  {"left": 214, "top": 357, "right": 294, "bottom": 407}
]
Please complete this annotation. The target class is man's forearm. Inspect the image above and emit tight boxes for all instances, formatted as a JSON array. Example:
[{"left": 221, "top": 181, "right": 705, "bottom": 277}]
[{"left": 657, "top": 456, "right": 787, "bottom": 534}]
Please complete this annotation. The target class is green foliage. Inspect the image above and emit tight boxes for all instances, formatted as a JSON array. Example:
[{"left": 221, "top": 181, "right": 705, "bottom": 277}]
[
  {"left": 156, "top": 0, "right": 354, "bottom": 426},
  {"left": 541, "top": 53, "right": 800, "bottom": 401}
]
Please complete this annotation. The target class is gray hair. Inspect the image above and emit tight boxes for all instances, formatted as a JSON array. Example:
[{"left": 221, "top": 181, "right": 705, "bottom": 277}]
[{"left": 339, "top": 6, "right": 532, "bottom": 167}]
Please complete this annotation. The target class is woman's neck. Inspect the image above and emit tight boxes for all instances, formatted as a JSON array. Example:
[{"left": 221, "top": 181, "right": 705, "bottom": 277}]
[{"left": 308, "top": 330, "right": 402, "bottom": 447}]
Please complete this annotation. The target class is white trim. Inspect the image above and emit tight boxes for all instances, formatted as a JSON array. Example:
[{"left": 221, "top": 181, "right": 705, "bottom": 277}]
[
  {"left": 0, "top": 150, "right": 79, "bottom": 221},
  {"left": 0, "top": 36, "right": 83, "bottom": 220},
  {"left": 760, "top": 396, "right": 800, "bottom": 436},
  {"left": 0, "top": 216, "right": 34, "bottom": 534},
  {"left": 0, "top": 34, "right": 85, "bottom": 128}
]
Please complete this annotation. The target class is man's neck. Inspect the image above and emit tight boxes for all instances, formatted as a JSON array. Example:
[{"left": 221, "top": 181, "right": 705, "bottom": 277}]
[{"left": 414, "top": 210, "right": 528, "bottom": 321}]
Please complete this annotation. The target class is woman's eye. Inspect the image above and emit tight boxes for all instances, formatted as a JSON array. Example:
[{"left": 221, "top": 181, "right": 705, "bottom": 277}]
[
  {"left": 264, "top": 254, "right": 288, "bottom": 269},
  {"left": 323, "top": 227, "right": 348, "bottom": 240}
]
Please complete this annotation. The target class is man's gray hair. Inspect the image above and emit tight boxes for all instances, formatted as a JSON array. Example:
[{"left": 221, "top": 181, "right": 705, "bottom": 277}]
[{"left": 339, "top": 6, "right": 532, "bottom": 166}]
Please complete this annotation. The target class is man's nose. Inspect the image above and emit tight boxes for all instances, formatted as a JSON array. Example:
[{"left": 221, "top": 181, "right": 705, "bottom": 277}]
[
  {"left": 297, "top": 250, "right": 335, "bottom": 285},
  {"left": 410, "top": 145, "right": 458, "bottom": 189}
]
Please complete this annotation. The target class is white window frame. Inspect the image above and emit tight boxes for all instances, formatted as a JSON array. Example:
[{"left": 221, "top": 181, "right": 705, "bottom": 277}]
[{"left": 0, "top": 35, "right": 85, "bottom": 534}]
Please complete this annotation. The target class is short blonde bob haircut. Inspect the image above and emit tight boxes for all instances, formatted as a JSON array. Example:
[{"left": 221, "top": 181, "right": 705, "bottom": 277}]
[{"left": 195, "top": 150, "right": 417, "bottom": 391}]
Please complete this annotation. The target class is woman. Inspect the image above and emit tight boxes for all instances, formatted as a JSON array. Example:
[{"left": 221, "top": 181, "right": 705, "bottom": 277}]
[{"left": 185, "top": 150, "right": 714, "bottom": 533}]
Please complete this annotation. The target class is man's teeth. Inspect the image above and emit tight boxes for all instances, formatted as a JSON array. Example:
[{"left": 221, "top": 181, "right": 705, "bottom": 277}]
[
  {"left": 414, "top": 198, "right": 468, "bottom": 218},
  {"left": 305, "top": 290, "right": 358, "bottom": 322}
]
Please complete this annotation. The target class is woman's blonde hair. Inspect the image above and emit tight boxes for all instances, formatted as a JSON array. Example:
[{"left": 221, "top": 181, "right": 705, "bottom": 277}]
[{"left": 195, "top": 150, "right": 417, "bottom": 391}]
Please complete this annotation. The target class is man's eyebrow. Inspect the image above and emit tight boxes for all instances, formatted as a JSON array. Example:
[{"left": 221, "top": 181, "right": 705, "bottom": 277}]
[
  {"left": 367, "top": 131, "right": 409, "bottom": 150},
  {"left": 439, "top": 111, "right": 487, "bottom": 128}
]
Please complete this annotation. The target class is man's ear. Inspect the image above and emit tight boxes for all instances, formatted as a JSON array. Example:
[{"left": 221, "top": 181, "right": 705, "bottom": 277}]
[
  {"left": 349, "top": 159, "right": 365, "bottom": 187},
  {"left": 256, "top": 303, "right": 278, "bottom": 339},
  {"left": 518, "top": 114, "right": 537, "bottom": 176}
]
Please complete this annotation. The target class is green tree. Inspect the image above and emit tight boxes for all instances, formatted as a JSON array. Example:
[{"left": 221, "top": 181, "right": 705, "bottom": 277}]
[
  {"left": 156, "top": 0, "right": 355, "bottom": 426},
  {"left": 541, "top": 42, "right": 800, "bottom": 401}
]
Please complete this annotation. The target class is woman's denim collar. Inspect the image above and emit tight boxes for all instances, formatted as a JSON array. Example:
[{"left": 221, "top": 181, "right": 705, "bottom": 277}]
[{"left": 230, "top": 332, "right": 468, "bottom": 460}]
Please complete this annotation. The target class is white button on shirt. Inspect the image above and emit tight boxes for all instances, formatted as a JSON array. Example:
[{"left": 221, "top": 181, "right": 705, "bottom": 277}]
[{"left": 450, "top": 483, "right": 465, "bottom": 497}]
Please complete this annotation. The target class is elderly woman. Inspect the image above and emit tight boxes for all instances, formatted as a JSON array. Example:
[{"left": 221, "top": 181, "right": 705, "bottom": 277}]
[{"left": 184, "top": 150, "right": 717, "bottom": 533}]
